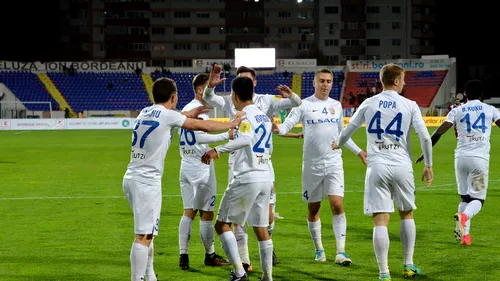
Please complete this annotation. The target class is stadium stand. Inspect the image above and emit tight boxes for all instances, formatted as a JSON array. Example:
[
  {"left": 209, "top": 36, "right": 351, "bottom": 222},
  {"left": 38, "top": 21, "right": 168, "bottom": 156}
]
[
  {"left": 47, "top": 72, "right": 151, "bottom": 113},
  {"left": 0, "top": 71, "right": 58, "bottom": 111},
  {"left": 301, "top": 71, "right": 344, "bottom": 100},
  {"left": 342, "top": 70, "right": 447, "bottom": 108}
]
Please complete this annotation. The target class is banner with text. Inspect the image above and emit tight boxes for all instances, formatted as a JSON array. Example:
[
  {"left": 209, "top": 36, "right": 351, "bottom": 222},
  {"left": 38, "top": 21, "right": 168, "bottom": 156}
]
[
  {"left": 0, "top": 118, "right": 134, "bottom": 130},
  {"left": 0, "top": 61, "right": 147, "bottom": 72},
  {"left": 2, "top": 116, "right": 496, "bottom": 131},
  {"left": 192, "top": 59, "right": 317, "bottom": 69},
  {"left": 347, "top": 58, "right": 454, "bottom": 72}
]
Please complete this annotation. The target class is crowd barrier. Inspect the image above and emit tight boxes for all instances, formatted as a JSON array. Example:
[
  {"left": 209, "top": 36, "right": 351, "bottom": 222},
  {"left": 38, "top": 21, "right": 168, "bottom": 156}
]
[{"left": 0, "top": 117, "right": 496, "bottom": 131}]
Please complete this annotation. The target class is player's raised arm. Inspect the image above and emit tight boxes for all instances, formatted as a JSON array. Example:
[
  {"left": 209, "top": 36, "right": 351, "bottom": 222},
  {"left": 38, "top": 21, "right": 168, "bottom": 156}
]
[
  {"left": 274, "top": 106, "right": 303, "bottom": 135},
  {"left": 183, "top": 111, "right": 245, "bottom": 133},
  {"left": 203, "top": 64, "right": 230, "bottom": 110},
  {"left": 273, "top": 85, "right": 302, "bottom": 110}
]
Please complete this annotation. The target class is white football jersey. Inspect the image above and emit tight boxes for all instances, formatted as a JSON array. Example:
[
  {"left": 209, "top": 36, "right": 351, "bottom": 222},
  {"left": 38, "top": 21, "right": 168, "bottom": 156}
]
[
  {"left": 348, "top": 90, "right": 429, "bottom": 167},
  {"left": 204, "top": 87, "right": 298, "bottom": 162},
  {"left": 204, "top": 87, "right": 297, "bottom": 119},
  {"left": 124, "top": 104, "right": 186, "bottom": 184},
  {"left": 179, "top": 99, "right": 213, "bottom": 167},
  {"left": 444, "top": 99, "right": 500, "bottom": 160},
  {"left": 278, "top": 95, "right": 361, "bottom": 165},
  {"left": 215, "top": 104, "right": 272, "bottom": 184}
]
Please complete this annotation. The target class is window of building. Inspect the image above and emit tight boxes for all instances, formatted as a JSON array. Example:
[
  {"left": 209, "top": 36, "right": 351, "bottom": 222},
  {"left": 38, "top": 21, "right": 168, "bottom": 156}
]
[
  {"left": 174, "top": 27, "right": 191, "bottom": 35},
  {"left": 174, "top": 11, "right": 190, "bottom": 18},
  {"left": 174, "top": 60, "right": 193, "bottom": 67},
  {"left": 152, "top": 27, "right": 165, "bottom": 35},
  {"left": 366, "top": 22, "right": 380, "bottom": 29},
  {"left": 366, "top": 39, "right": 380, "bottom": 46},
  {"left": 196, "top": 12, "right": 210, "bottom": 18},
  {"left": 366, "top": 6, "right": 380, "bottom": 13},
  {"left": 196, "top": 27, "right": 210, "bottom": 34},
  {"left": 174, "top": 44, "right": 191, "bottom": 50},
  {"left": 324, "top": 6, "right": 339, "bottom": 14}
]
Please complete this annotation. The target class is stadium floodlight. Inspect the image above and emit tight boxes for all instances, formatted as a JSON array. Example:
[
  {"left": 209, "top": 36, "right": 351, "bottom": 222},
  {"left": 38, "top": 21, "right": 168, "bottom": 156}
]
[
  {"left": 297, "top": 0, "right": 303, "bottom": 3},
  {"left": 234, "top": 48, "right": 276, "bottom": 68}
]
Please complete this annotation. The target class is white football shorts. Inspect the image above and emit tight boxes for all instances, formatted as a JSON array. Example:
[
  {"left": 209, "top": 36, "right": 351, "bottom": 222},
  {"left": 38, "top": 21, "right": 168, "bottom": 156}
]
[
  {"left": 363, "top": 164, "right": 416, "bottom": 216},
  {"left": 217, "top": 181, "right": 273, "bottom": 227},
  {"left": 180, "top": 161, "right": 217, "bottom": 211},
  {"left": 455, "top": 156, "right": 489, "bottom": 200},
  {"left": 269, "top": 159, "right": 276, "bottom": 204},
  {"left": 123, "top": 178, "right": 162, "bottom": 235},
  {"left": 302, "top": 162, "right": 344, "bottom": 203}
]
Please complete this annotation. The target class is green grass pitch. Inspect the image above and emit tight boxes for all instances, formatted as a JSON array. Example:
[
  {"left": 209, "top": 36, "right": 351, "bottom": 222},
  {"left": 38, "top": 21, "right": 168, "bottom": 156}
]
[{"left": 0, "top": 128, "right": 499, "bottom": 281}]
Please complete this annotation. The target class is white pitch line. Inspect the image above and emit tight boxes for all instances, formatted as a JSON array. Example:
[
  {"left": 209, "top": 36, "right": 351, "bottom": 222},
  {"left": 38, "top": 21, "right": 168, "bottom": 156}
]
[
  {"left": 13, "top": 131, "right": 29, "bottom": 135},
  {"left": 0, "top": 180, "right": 498, "bottom": 201}
]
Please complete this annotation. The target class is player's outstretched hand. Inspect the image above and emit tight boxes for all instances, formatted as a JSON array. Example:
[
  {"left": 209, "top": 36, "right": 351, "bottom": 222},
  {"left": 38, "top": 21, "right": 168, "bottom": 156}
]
[
  {"left": 331, "top": 140, "right": 339, "bottom": 150},
  {"left": 415, "top": 154, "right": 424, "bottom": 164},
  {"left": 295, "top": 131, "right": 304, "bottom": 138},
  {"left": 421, "top": 166, "right": 434, "bottom": 187},
  {"left": 276, "top": 85, "right": 293, "bottom": 98},
  {"left": 271, "top": 122, "right": 280, "bottom": 134},
  {"left": 184, "top": 105, "right": 209, "bottom": 119},
  {"left": 201, "top": 148, "right": 219, "bottom": 165},
  {"left": 358, "top": 151, "right": 368, "bottom": 166},
  {"left": 228, "top": 128, "right": 234, "bottom": 140},
  {"left": 229, "top": 111, "right": 246, "bottom": 129},
  {"left": 208, "top": 64, "right": 226, "bottom": 88}
]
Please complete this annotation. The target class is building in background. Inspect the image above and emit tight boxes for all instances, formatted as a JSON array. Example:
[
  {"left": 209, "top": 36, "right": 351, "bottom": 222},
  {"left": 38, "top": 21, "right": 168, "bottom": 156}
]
[{"left": 60, "top": 0, "right": 436, "bottom": 67}]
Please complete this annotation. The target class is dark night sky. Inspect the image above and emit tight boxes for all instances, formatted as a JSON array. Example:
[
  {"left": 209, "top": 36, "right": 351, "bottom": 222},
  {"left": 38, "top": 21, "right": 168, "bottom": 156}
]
[{"left": 0, "top": 1, "right": 494, "bottom": 83}]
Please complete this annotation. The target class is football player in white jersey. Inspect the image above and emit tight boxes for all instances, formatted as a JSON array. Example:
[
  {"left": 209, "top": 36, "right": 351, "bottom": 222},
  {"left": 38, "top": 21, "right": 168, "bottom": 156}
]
[
  {"left": 333, "top": 64, "right": 434, "bottom": 281},
  {"left": 123, "top": 77, "right": 244, "bottom": 281},
  {"left": 203, "top": 64, "right": 301, "bottom": 270},
  {"left": 416, "top": 79, "right": 500, "bottom": 246},
  {"left": 273, "top": 68, "right": 367, "bottom": 266},
  {"left": 178, "top": 73, "right": 231, "bottom": 270},
  {"left": 201, "top": 76, "right": 274, "bottom": 281}
]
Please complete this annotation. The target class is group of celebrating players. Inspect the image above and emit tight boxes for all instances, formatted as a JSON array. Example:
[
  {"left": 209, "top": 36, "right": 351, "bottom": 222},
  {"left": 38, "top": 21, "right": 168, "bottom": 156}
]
[{"left": 122, "top": 62, "right": 500, "bottom": 281}]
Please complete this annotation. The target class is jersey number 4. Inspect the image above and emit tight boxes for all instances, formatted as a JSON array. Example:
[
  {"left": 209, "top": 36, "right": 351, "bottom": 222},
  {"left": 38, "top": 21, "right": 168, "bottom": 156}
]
[
  {"left": 132, "top": 120, "right": 160, "bottom": 148},
  {"left": 460, "top": 113, "right": 487, "bottom": 133},
  {"left": 367, "top": 111, "right": 404, "bottom": 141},
  {"left": 253, "top": 124, "right": 271, "bottom": 153}
]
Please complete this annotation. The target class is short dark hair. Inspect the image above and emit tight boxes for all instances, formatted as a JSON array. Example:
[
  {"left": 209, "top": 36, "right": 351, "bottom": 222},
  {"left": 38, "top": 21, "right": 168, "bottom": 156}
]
[
  {"left": 314, "top": 68, "right": 333, "bottom": 81},
  {"left": 236, "top": 66, "right": 256, "bottom": 80},
  {"left": 232, "top": 76, "right": 254, "bottom": 102},
  {"left": 192, "top": 73, "right": 209, "bottom": 93},
  {"left": 152, "top": 77, "right": 177, "bottom": 103},
  {"left": 464, "top": 79, "right": 483, "bottom": 100}
]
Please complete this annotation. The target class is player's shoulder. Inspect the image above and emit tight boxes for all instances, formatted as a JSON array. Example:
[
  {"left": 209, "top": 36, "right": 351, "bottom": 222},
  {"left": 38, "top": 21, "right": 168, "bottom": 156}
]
[
  {"left": 181, "top": 99, "right": 202, "bottom": 112},
  {"left": 328, "top": 97, "right": 342, "bottom": 107}
]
